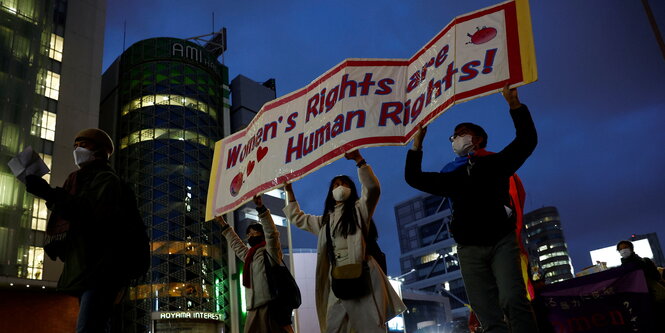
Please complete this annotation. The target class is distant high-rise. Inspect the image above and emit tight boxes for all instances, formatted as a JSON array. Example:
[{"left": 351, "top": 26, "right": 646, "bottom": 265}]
[
  {"left": 100, "top": 37, "right": 229, "bottom": 332},
  {"left": 0, "top": 0, "right": 105, "bottom": 286},
  {"left": 523, "top": 206, "right": 574, "bottom": 284},
  {"left": 394, "top": 193, "right": 466, "bottom": 323}
]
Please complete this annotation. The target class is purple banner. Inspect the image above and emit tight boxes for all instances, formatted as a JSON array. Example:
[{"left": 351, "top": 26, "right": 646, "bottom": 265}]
[{"left": 534, "top": 265, "right": 655, "bottom": 333}]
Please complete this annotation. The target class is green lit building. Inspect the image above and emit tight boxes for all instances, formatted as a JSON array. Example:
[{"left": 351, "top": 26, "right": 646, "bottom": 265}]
[
  {"left": 100, "top": 37, "right": 230, "bottom": 332},
  {"left": 0, "top": 0, "right": 106, "bottom": 291}
]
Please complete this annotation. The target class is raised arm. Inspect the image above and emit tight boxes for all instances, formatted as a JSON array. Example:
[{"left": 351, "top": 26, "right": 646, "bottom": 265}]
[
  {"left": 282, "top": 182, "right": 323, "bottom": 235},
  {"left": 346, "top": 150, "right": 380, "bottom": 223},
  {"left": 254, "top": 195, "right": 282, "bottom": 262},
  {"left": 215, "top": 215, "right": 249, "bottom": 261},
  {"left": 405, "top": 129, "right": 456, "bottom": 197},
  {"left": 493, "top": 86, "right": 537, "bottom": 175}
]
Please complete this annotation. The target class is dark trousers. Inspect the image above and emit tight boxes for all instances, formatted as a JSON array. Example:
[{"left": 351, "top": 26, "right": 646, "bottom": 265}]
[
  {"left": 76, "top": 288, "right": 119, "bottom": 333},
  {"left": 457, "top": 232, "right": 538, "bottom": 333}
]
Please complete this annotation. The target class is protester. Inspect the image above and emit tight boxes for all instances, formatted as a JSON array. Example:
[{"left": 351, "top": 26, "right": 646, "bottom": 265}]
[
  {"left": 215, "top": 195, "right": 294, "bottom": 333},
  {"left": 404, "top": 85, "right": 539, "bottom": 332},
  {"left": 617, "top": 240, "right": 661, "bottom": 280},
  {"left": 283, "top": 150, "right": 406, "bottom": 333},
  {"left": 617, "top": 240, "right": 665, "bottom": 311},
  {"left": 24, "top": 128, "right": 131, "bottom": 332}
]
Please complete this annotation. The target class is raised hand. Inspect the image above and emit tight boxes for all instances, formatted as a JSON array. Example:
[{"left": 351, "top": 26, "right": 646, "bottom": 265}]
[
  {"left": 502, "top": 84, "right": 521, "bottom": 109},
  {"left": 412, "top": 125, "right": 428, "bottom": 150}
]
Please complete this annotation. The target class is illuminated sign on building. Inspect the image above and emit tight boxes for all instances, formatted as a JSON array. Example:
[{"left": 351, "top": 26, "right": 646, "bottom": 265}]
[
  {"left": 151, "top": 311, "right": 225, "bottom": 321},
  {"left": 171, "top": 43, "right": 218, "bottom": 72}
]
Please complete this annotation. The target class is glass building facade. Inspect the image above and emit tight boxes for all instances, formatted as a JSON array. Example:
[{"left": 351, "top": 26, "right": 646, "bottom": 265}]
[
  {"left": 394, "top": 194, "right": 468, "bottom": 321},
  {"left": 101, "top": 38, "right": 230, "bottom": 332},
  {"left": 523, "top": 206, "right": 574, "bottom": 284},
  {"left": 0, "top": 0, "right": 65, "bottom": 282}
]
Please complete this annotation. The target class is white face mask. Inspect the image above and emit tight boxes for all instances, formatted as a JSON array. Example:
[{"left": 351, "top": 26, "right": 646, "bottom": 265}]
[
  {"left": 452, "top": 135, "right": 475, "bottom": 156},
  {"left": 619, "top": 249, "right": 632, "bottom": 259},
  {"left": 73, "top": 147, "right": 95, "bottom": 167},
  {"left": 332, "top": 186, "right": 351, "bottom": 202}
]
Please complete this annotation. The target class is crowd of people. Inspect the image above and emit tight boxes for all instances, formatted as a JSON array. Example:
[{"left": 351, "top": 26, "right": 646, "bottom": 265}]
[{"left": 24, "top": 85, "right": 664, "bottom": 332}]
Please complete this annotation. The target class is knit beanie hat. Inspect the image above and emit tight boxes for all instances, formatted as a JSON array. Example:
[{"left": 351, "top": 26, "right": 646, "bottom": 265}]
[{"left": 75, "top": 128, "right": 114, "bottom": 155}]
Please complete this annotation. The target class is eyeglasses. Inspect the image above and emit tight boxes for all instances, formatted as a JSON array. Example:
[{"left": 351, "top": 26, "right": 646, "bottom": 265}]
[{"left": 449, "top": 129, "right": 472, "bottom": 142}]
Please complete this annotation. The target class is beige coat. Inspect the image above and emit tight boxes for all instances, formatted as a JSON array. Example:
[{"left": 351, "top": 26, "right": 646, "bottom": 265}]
[
  {"left": 223, "top": 209, "right": 281, "bottom": 310},
  {"left": 284, "top": 164, "right": 406, "bottom": 332}
]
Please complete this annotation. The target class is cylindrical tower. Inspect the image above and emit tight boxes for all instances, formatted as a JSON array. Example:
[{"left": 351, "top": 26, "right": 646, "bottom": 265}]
[
  {"left": 104, "top": 37, "right": 230, "bottom": 332},
  {"left": 523, "top": 206, "right": 574, "bottom": 284}
]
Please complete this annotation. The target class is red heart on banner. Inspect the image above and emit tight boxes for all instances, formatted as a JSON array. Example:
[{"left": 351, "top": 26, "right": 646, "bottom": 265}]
[
  {"left": 247, "top": 160, "right": 255, "bottom": 176},
  {"left": 257, "top": 146, "right": 268, "bottom": 162}
]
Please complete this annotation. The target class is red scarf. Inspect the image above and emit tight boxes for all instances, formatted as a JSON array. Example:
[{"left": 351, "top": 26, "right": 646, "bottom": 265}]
[{"left": 242, "top": 241, "right": 266, "bottom": 288}]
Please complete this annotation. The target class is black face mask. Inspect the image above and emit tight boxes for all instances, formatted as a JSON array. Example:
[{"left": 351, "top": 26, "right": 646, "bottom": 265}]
[{"left": 248, "top": 236, "right": 264, "bottom": 247}]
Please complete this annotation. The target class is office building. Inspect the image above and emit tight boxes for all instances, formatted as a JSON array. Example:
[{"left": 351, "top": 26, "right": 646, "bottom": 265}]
[
  {"left": 100, "top": 37, "right": 229, "bottom": 332},
  {"left": 394, "top": 193, "right": 466, "bottom": 321},
  {"left": 523, "top": 206, "right": 574, "bottom": 284},
  {"left": 0, "top": 1, "right": 105, "bottom": 327}
]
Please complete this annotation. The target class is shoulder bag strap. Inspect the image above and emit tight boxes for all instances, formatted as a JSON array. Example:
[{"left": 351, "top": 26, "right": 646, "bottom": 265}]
[{"left": 324, "top": 215, "right": 336, "bottom": 268}]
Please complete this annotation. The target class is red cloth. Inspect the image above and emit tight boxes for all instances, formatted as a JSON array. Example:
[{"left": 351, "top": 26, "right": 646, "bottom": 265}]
[{"left": 242, "top": 241, "right": 266, "bottom": 288}]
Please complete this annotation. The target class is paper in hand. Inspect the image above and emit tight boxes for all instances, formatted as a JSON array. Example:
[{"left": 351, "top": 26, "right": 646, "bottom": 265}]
[{"left": 8, "top": 146, "right": 50, "bottom": 183}]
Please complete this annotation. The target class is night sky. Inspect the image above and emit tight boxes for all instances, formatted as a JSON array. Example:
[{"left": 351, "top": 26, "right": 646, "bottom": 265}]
[{"left": 103, "top": 0, "right": 665, "bottom": 276}]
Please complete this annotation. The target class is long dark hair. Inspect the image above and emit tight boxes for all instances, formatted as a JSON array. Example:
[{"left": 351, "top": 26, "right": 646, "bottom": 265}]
[{"left": 323, "top": 175, "right": 360, "bottom": 238}]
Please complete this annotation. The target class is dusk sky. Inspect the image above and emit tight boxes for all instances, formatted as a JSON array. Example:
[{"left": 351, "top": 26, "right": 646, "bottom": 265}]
[{"left": 103, "top": 0, "right": 665, "bottom": 276}]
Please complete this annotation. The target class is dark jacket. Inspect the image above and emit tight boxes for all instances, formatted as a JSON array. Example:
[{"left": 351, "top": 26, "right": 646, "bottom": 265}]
[
  {"left": 46, "top": 160, "right": 127, "bottom": 293},
  {"left": 405, "top": 105, "right": 537, "bottom": 245},
  {"left": 621, "top": 253, "right": 661, "bottom": 281}
]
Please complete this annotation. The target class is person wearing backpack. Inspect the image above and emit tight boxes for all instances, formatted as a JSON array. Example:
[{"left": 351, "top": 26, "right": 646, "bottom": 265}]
[
  {"left": 25, "top": 128, "right": 136, "bottom": 332},
  {"left": 215, "top": 195, "right": 295, "bottom": 333},
  {"left": 282, "top": 150, "right": 406, "bottom": 333}
]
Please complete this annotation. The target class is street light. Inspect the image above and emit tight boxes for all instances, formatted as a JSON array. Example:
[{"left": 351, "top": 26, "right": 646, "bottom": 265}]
[{"left": 390, "top": 268, "right": 416, "bottom": 282}]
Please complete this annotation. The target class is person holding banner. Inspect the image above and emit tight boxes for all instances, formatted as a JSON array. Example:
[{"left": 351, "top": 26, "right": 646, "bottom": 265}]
[
  {"left": 405, "top": 86, "right": 539, "bottom": 333},
  {"left": 215, "top": 195, "right": 294, "bottom": 333},
  {"left": 283, "top": 150, "right": 406, "bottom": 333}
]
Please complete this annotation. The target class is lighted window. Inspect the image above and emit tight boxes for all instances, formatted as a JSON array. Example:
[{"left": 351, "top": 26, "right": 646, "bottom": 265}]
[
  {"left": 120, "top": 94, "right": 217, "bottom": 119},
  {"left": 48, "top": 34, "right": 63, "bottom": 61},
  {"left": 31, "top": 111, "right": 57, "bottom": 141},
  {"left": 151, "top": 241, "right": 220, "bottom": 258},
  {"left": 27, "top": 246, "right": 44, "bottom": 280},
  {"left": 420, "top": 252, "right": 440, "bottom": 264},
  {"left": 0, "top": 173, "right": 18, "bottom": 206},
  {"left": 127, "top": 283, "right": 213, "bottom": 300},
  {"left": 30, "top": 198, "right": 48, "bottom": 231},
  {"left": 1, "top": 122, "right": 20, "bottom": 155},
  {"left": 1, "top": 0, "right": 38, "bottom": 22},
  {"left": 119, "top": 129, "right": 213, "bottom": 149},
  {"left": 37, "top": 70, "right": 60, "bottom": 100},
  {"left": 37, "top": 153, "right": 52, "bottom": 183},
  {"left": 45, "top": 71, "right": 60, "bottom": 100},
  {"left": 539, "top": 251, "right": 568, "bottom": 262}
]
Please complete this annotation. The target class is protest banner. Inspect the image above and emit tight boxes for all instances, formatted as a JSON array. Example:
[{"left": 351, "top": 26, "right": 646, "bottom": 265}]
[
  {"left": 534, "top": 265, "right": 656, "bottom": 333},
  {"left": 206, "top": 0, "right": 537, "bottom": 218}
]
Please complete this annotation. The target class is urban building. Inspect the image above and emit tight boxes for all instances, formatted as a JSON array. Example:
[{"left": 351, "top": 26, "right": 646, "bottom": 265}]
[
  {"left": 0, "top": 0, "right": 105, "bottom": 328},
  {"left": 394, "top": 193, "right": 465, "bottom": 321},
  {"left": 523, "top": 206, "right": 574, "bottom": 284},
  {"left": 100, "top": 37, "right": 229, "bottom": 332},
  {"left": 400, "top": 288, "right": 451, "bottom": 333},
  {"left": 628, "top": 233, "right": 665, "bottom": 267}
]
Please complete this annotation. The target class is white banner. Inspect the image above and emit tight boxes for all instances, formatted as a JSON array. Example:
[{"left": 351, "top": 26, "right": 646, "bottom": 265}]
[{"left": 207, "top": 0, "right": 537, "bottom": 218}]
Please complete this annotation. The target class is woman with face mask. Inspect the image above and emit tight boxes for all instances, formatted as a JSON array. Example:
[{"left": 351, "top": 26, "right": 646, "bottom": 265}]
[
  {"left": 215, "top": 195, "right": 294, "bottom": 333},
  {"left": 283, "top": 150, "right": 405, "bottom": 333}
]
